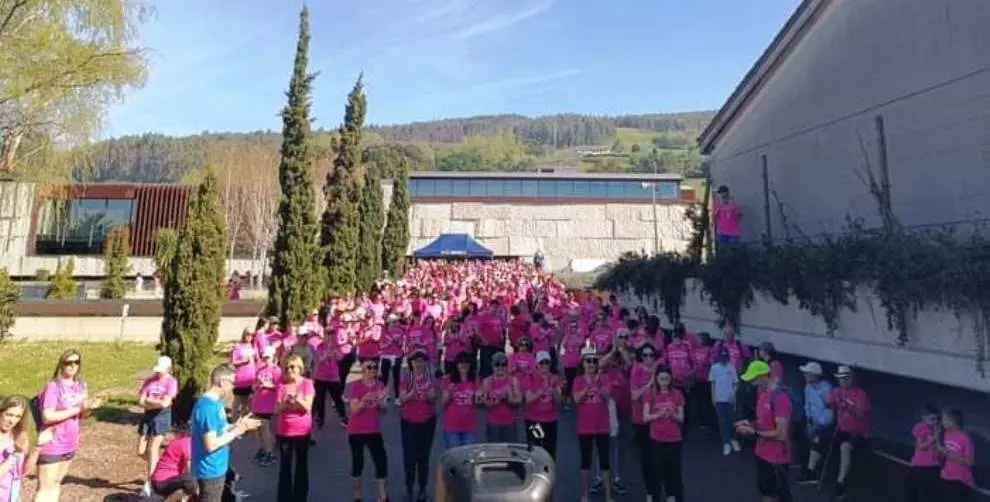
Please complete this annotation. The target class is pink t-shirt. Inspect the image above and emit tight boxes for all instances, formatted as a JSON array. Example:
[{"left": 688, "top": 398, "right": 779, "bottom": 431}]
[
  {"left": 483, "top": 375, "right": 516, "bottom": 426},
  {"left": 648, "top": 388, "right": 685, "bottom": 442},
  {"left": 151, "top": 435, "right": 190, "bottom": 482},
  {"left": 230, "top": 342, "right": 257, "bottom": 388},
  {"left": 444, "top": 327, "right": 471, "bottom": 362},
  {"left": 665, "top": 342, "right": 693, "bottom": 383},
  {"left": 39, "top": 379, "right": 87, "bottom": 456},
  {"left": 347, "top": 379, "right": 386, "bottom": 435},
  {"left": 275, "top": 378, "right": 315, "bottom": 437},
  {"left": 399, "top": 372, "right": 437, "bottom": 424},
  {"left": 606, "top": 358, "right": 631, "bottom": 417},
  {"left": 443, "top": 378, "right": 478, "bottom": 433},
  {"left": 476, "top": 314, "right": 505, "bottom": 347},
  {"left": 910, "top": 422, "right": 940, "bottom": 467},
  {"left": 828, "top": 386, "right": 871, "bottom": 436},
  {"left": 357, "top": 325, "right": 382, "bottom": 359},
  {"left": 769, "top": 360, "right": 785, "bottom": 381},
  {"left": 629, "top": 363, "right": 654, "bottom": 425},
  {"left": 691, "top": 346, "right": 713, "bottom": 382},
  {"left": 561, "top": 334, "right": 584, "bottom": 368},
  {"left": 380, "top": 325, "right": 404, "bottom": 357},
  {"left": 941, "top": 429, "right": 975, "bottom": 486},
  {"left": 573, "top": 373, "right": 611, "bottom": 435},
  {"left": 507, "top": 317, "right": 529, "bottom": 348},
  {"left": 251, "top": 363, "right": 283, "bottom": 414},
  {"left": 523, "top": 373, "right": 561, "bottom": 423},
  {"left": 139, "top": 374, "right": 178, "bottom": 407},
  {"left": 0, "top": 432, "right": 25, "bottom": 500},
  {"left": 714, "top": 199, "right": 741, "bottom": 236},
  {"left": 715, "top": 339, "right": 750, "bottom": 372},
  {"left": 529, "top": 325, "right": 553, "bottom": 353},
  {"left": 591, "top": 328, "right": 612, "bottom": 354},
  {"left": 753, "top": 389, "right": 792, "bottom": 465},
  {"left": 509, "top": 352, "right": 536, "bottom": 377}
]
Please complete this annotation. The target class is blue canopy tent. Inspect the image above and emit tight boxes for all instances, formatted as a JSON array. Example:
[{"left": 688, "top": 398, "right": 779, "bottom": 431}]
[{"left": 413, "top": 233, "right": 494, "bottom": 259}]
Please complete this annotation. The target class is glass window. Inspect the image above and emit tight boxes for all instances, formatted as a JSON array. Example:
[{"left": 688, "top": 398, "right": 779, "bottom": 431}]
[
  {"left": 106, "top": 199, "right": 135, "bottom": 224},
  {"left": 572, "top": 181, "right": 590, "bottom": 197},
  {"left": 588, "top": 181, "right": 608, "bottom": 197},
  {"left": 606, "top": 181, "right": 625, "bottom": 198},
  {"left": 624, "top": 182, "right": 650, "bottom": 199},
  {"left": 434, "top": 178, "right": 452, "bottom": 196},
  {"left": 656, "top": 181, "right": 680, "bottom": 199},
  {"left": 469, "top": 180, "right": 487, "bottom": 196},
  {"left": 555, "top": 180, "right": 574, "bottom": 197},
  {"left": 502, "top": 179, "right": 522, "bottom": 196},
  {"left": 486, "top": 180, "right": 505, "bottom": 196},
  {"left": 537, "top": 180, "right": 557, "bottom": 197},
  {"left": 521, "top": 181, "right": 538, "bottom": 197},
  {"left": 451, "top": 179, "right": 470, "bottom": 196}
]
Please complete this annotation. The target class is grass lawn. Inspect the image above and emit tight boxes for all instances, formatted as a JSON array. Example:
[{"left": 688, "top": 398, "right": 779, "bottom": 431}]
[
  {"left": 0, "top": 341, "right": 225, "bottom": 425},
  {"left": 615, "top": 127, "right": 659, "bottom": 148}
]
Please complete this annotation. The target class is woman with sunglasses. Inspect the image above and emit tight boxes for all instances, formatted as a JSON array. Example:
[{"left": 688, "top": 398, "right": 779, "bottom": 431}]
[
  {"left": 643, "top": 365, "right": 686, "bottom": 502},
  {"left": 630, "top": 343, "right": 660, "bottom": 498},
  {"left": 347, "top": 359, "right": 390, "bottom": 502},
  {"left": 399, "top": 350, "right": 438, "bottom": 502},
  {"left": 34, "top": 350, "right": 105, "bottom": 502},
  {"left": 481, "top": 352, "right": 521, "bottom": 443},
  {"left": 441, "top": 352, "right": 480, "bottom": 448},
  {"left": 251, "top": 346, "right": 282, "bottom": 466},
  {"left": 598, "top": 330, "right": 633, "bottom": 495},
  {"left": 274, "top": 355, "right": 315, "bottom": 502},
  {"left": 559, "top": 312, "right": 585, "bottom": 409},
  {"left": 230, "top": 329, "right": 258, "bottom": 420},
  {"left": 523, "top": 351, "right": 562, "bottom": 459},
  {"left": 573, "top": 345, "right": 614, "bottom": 502},
  {"left": 509, "top": 337, "right": 537, "bottom": 378}
]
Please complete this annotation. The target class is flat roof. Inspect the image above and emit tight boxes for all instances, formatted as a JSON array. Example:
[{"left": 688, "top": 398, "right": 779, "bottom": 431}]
[{"left": 408, "top": 170, "right": 683, "bottom": 182}]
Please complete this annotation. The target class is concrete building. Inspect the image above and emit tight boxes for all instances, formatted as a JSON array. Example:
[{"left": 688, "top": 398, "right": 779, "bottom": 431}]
[{"left": 0, "top": 170, "right": 696, "bottom": 276}]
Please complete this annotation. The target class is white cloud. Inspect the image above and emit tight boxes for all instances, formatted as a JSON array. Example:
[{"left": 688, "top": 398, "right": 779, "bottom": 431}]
[{"left": 447, "top": 0, "right": 554, "bottom": 41}]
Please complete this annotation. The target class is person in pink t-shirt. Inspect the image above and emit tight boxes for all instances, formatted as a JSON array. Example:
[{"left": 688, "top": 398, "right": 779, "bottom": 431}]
[
  {"left": 251, "top": 346, "right": 282, "bottom": 466},
  {"left": 230, "top": 329, "right": 258, "bottom": 419},
  {"left": 559, "top": 315, "right": 585, "bottom": 407},
  {"left": 481, "top": 352, "right": 521, "bottom": 443},
  {"left": 714, "top": 325, "right": 752, "bottom": 372},
  {"left": 379, "top": 315, "right": 405, "bottom": 403},
  {"left": 274, "top": 355, "right": 315, "bottom": 502},
  {"left": 735, "top": 360, "right": 793, "bottom": 502},
  {"left": 346, "top": 359, "right": 390, "bottom": 502},
  {"left": 442, "top": 352, "right": 480, "bottom": 449},
  {"left": 573, "top": 346, "right": 613, "bottom": 502},
  {"left": 826, "top": 366, "right": 872, "bottom": 499},
  {"left": 35, "top": 349, "right": 106, "bottom": 502},
  {"left": 629, "top": 343, "right": 659, "bottom": 494},
  {"left": 689, "top": 333, "right": 716, "bottom": 429},
  {"left": 0, "top": 395, "right": 30, "bottom": 502},
  {"left": 148, "top": 430, "right": 196, "bottom": 499},
  {"left": 312, "top": 335, "right": 346, "bottom": 431},
  {"left": 938, "top": 408, "right": 976, "bottom": 501},
  {"left": 136, "top": 356, "right": 178, "bottom": 497},
  {"left": 643, "top": 365, "right": 686, "bottom": 502},
  {"left": 398, "top": 351, "right": 437, "bottom": 501},
  {"left": 905, "top": 404, "right": 942, "bottom": 502},
  {"left": 714, "top": 185, "right": 742, "bottom": 245},
  {"left": 508, "top": 338, "right": 537, "bottom": 378},
  {"left": 523, "top": 351, "right": 562, "bottom": 459}
]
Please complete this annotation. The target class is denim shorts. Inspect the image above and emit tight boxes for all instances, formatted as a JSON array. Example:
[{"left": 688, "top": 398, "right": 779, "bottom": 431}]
[
  {"left": 138, "top": 410, "right": 172, "bottom": 436},
  {"left": 37, "top": 451, "right": 75, "bottom": 465}
]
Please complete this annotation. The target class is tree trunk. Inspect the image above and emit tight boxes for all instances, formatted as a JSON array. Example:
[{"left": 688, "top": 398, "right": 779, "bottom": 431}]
[{"left": 0, "top": 130, "right": 24, "bottom": 173}]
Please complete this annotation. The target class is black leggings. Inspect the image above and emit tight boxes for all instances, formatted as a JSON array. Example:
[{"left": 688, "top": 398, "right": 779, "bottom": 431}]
[
  {"left": 524, "top": 420, "right": 558, "bottom": 460},
  {"left": 349, "top": 433, "right": 388, "bottom": 478},
  {"left": 401, "top": 418, "right": 436, "bottom": 493},
  {"left": 380, "top": 356, "right": 403, "bottom": 397},
  {"left": 313, "top": 380, "right": 346, "bottom": 426},
  {"left": 578, "top": 434, "right": 610, "bottom": 471},
  {"left": 276, "top": 435, "right": 311, "bottom": 502},
  {"left": 652, "top": 441, "right": 684, "bottom": 501},
  {"left": 338, "top": 352, "right": 357, "bottom": 382},
  {"left": 905, "top": 466, "right": 941, "bottom": 502},
  {"left": 632, "top": 424, "right": 651, "bottom": 493},
  {"left": 941, "top": 479, "right": 975, "bottom": 502}
]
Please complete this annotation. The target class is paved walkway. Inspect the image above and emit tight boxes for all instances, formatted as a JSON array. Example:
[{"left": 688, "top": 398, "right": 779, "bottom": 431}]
[{"left": 231, "top": 406, "right": 913, "bottom": 502}]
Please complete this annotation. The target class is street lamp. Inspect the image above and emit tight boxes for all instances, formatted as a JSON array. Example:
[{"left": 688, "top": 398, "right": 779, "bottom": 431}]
[{"left": 641, "top": 181, "right": 661, "bottom": 255}]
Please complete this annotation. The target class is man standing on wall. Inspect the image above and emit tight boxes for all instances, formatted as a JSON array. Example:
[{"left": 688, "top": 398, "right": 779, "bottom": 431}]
[{"left": 714, "top": 185, "right": 742, "bottom": 246}]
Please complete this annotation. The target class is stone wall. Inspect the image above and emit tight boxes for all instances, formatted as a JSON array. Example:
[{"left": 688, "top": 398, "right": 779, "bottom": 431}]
[
  {"left": 408, "top": 202, "right": 692, "bottom": 269},
  {"left": 0, "top": 182, "right": 35, "bottom": 258}
]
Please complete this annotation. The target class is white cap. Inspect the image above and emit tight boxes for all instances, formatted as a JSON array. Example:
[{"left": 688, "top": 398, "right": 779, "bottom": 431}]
[
  {"left": 262, "top": 345, "right": 277, "bottom": 358},
  {"left": 799, "top": 361, "right": 823, "bottom": 376},
  {"left": 298, "top": 325, "right": 310, "bottom": 336},
  {"left": 835, "top": 365, "right": 854, "bottom": 377},
  {"left": 580, "top": 346, "right": 598, "bottom": 358},
  {"left": 152, "top": 356, "right": 172, "bottom": 373},
  {"left": 536, "top": 350, "right": 551, "bottom": 363}
]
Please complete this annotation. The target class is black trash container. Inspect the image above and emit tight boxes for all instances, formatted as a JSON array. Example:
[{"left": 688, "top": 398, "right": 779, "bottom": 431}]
[{"left": 440, "top": 443, "right": 555, "bottom": 502}]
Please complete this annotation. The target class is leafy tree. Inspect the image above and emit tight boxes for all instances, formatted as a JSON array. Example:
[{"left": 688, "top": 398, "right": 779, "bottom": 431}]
[
  {"left": 362, "top": 143, "right": 431, "bottom": 178},
  {"left": 631, "top": 143, "right": 641, "bottom": 153},
  {"left": 381, "top": 164, "right": 411, "bottom": 279},
  {"left": 320, "top": 76, "right": 366, "bottom": 295},
  {"left": 153, "top": 228, "right": 178, "bottom": 287},
  {"left": 0, "top": 267, "right": 19, "bottom": 345},
  {"left": 356, "top": 168, "right": 384, "bottom": 291},
  {"left": 45, "top": 258, "right": 77, "bottom": 300},
  {"left": 266, "top": 7, "right": 321, "bottom": 324},
  {"left": 160, "top": 166, "right": 227, "bottom": 424},
  {"left": 100, "top": 226, "right": 130, "bottom": 299},
  {"left": 0, "top": 0, "right": 150, "bottom": 178}
]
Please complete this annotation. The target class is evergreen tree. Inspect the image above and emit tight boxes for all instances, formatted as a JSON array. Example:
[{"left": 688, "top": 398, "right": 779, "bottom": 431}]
[
  {"left": 153, "top": 228, "right": 178, "bottom": 287},
  {"left": 355, "top": 167, "right": 384, "bottom": 291},
  {"left": 160, "top": 166, "right": 227, "bottom": 424},
  {"left": 0, "top": 267, "right": 19, "bottom": 345},
  {"left": 266, "top": 7, "right": 321, "bottom": 325},
  {"left": 320, "top": 76, "right": 366, "bottom": 295},
  {"left": 45, "top": 258, "right": 77, "bottom": 300},
  {"left": 381, "top": 163, "right": 411, "bottom": 279},
  {"left": 100, "top": 226, "right": 130, "bottom": 299}
]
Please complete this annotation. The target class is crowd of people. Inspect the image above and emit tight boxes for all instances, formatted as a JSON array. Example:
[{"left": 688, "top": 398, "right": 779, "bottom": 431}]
[{"left": 0, "top": 259, "right": 979, "bottom": 502}]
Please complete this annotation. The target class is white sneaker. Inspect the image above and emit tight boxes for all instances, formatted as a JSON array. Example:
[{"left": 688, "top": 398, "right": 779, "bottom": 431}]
[
  {"left": 722, "top": 444, "right": 732, "bottom": 456},
  {"left": 731, "top": 440, "right": 741, "bottom": 452},
  {"left": 140, "top": 481, "right": 152, "bottom": 497}
]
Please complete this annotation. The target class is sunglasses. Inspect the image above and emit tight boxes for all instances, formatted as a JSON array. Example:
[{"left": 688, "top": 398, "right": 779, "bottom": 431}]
[
  {"left": 538, "top": 360, "right": 551, "bottom": 366},
  {"left": 641, "top": 352, "right": 656, "bottom": 358},
  {"left": 493, "top": 362, "right": 507, "bottom": 367},
  {"left": 364, "top": 365, "right": 378, "bottom": 371},
  {"left": 287, "top": 365, "right": 303, "bottom": 371},
  {"left": 657, "top": 375, "right": 672, "bottom": 381},
  {"left": 63, "top": 359, "right": 81, "bottom": 366},
  {"left": 583, "top": 358, "right": 599, "bottom": 364}
]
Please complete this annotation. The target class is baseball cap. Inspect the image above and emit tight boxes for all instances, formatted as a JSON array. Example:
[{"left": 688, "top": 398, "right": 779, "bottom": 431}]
[
  {"left": 262, "top": 345, "right": 277, "bottom": 358},
  {"left": 799, "top": 361, "right": 823, "bottom": 376},
  {"left": 739, "top": 360, "right": 771, "bottom": 382},
  {"left": 492, "top": 352, "right": 509, "bottom": 364},
  {"left": 835, "top": 365, "right": 854, "bottom": 378},
  {"left": 536, "top": 351, "right": 551, "bottom": 363},
  {"left": 152, "top": 356, "right": 172, "bottom": 373}
]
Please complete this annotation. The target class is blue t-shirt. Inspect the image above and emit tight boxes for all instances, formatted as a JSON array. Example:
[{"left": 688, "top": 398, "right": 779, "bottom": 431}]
[
  {"left": 708, "top": 362, "right": 738, "bottom": 403},
  {"left": 191, "top": 394, "right": 229, "bottom": 480}
]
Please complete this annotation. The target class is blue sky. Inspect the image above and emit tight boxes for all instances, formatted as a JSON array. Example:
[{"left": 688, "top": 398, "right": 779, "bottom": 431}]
[{"left": 105, "top": 0, "right": 800, "bottom": 137}]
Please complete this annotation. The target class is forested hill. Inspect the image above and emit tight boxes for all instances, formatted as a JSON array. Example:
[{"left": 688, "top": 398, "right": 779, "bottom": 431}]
[{"left": 81, "top": 111, "right": 714, "bottom": 183}]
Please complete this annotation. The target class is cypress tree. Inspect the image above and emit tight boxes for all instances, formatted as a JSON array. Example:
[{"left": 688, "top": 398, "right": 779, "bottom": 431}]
[
  {"left": 266, "top": 7, "right": 321, "bottom": 324},
  {"left": 355, "top": 167, "right": 384, "bottom": 291},
  {"left": 160, "top": 166, "right": 227, "bottom": 424},
  {"left": 100, "top": 226, "right": 130, "bottom": 299},
  {"left": 45, "top": 258, "right": 77, "bottom": 300},
  {"left": 381, "top": 163, "right": 411, "bottom": 279},
  {"left": 320, "top": 76, "right": 366, "bottom": 295},
  {"left": 153, "top": 228, "right": 178, "bottom": 288},
  {"left": 0, "top": 267, "right": 19, "bottom": 345}
]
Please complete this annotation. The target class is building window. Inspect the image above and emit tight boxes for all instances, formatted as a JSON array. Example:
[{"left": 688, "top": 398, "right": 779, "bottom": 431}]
[
  {"left": 407, "top": 176, "right": 681, "bottom": 200},
  {"left": 469, "top": 180, "right": 486, "bottom": 196},
  {"left": 451, "top": 179, "right": 470, "bottom": 196},
  {"left": 35, "top": 197, "right": 137, "bottom": 255},
  {"left": 537, "top": 180, "right": 557, "bottom": 197},
  {"left": 521, "top": 180, "right": 538, "bottom": 197}
]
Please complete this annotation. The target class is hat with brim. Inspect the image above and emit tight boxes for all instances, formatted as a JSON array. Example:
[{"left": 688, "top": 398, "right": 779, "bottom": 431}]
[
  {"left": 536, "top": 350, "right": 551, "bottom": 363},
  {"left": 739, "top": 360, "right": 771, "bottom": 382},
  {"left": 152, "top": 355, "right": 172, "bottom": 373},
  {"left": 799, "top": 361, "right": 823, "bottom": 376},
  {"left": 835, "top": 365, "right": 854, "bottom": 378}
]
